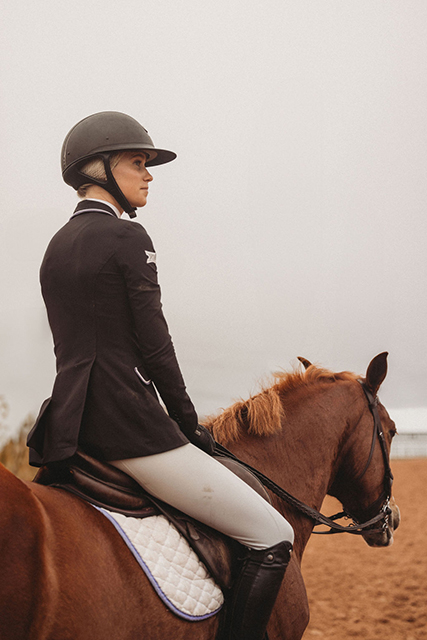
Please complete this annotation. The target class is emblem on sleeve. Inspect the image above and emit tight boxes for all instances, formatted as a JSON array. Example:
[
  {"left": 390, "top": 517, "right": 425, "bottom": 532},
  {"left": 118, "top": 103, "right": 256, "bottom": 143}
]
[{"left": 145, "top": 250, "right": 157, "bottom": 264}]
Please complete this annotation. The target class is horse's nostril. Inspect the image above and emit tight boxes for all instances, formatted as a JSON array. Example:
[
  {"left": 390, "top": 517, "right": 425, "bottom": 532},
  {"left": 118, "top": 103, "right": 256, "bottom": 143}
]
[
  {"left": 388, "top": 498, "right": 401, "bottom": 531},
  {"left": 392, "top": 504, "right": 401, "bottom": 531}
]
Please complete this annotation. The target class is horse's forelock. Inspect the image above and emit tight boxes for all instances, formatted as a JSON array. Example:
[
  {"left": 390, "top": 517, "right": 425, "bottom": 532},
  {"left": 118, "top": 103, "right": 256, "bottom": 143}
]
[{"left": 204, "top": 365, "right": 361, "bottom": 444}]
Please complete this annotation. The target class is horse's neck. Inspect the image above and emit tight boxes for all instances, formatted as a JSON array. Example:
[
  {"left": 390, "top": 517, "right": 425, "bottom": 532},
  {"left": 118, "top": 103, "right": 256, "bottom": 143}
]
[
  {"left": 239, "top": 383, "right": 361, "bottom": 548},
  {"left": 290, "top": 385, "right": 361, "bottom": 501}
]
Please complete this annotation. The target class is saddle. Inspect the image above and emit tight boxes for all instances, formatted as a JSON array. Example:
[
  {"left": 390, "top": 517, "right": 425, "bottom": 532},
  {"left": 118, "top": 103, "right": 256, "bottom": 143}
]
[{"left": 33, "top": 449, "right": 270, "bottom": 591}]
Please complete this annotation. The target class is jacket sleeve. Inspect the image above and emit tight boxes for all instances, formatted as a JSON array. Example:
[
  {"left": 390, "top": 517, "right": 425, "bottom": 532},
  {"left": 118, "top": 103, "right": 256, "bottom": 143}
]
[{"left": 115, "top": 222, "right": 198, "bottom": 437}]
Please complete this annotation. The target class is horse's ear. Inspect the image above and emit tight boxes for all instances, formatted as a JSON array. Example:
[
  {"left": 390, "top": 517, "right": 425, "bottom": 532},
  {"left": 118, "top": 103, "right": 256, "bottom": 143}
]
[
  {"left": 297, "top": 356, "right": 312, "bottom": 370},
  {"left": 365, "top": 352, "right": 388, "bottom": 395}
]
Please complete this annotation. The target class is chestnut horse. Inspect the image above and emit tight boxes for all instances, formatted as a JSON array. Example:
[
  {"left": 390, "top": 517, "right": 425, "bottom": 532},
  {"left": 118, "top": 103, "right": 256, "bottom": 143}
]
[{"left": 0, "top": 354, "right": 400, "bottom": 640}]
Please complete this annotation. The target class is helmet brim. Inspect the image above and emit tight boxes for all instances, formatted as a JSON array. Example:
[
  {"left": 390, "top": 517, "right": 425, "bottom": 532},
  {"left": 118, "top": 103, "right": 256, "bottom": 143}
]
[{"left": 63, "top": 146, "right": 177, "bottom": 189}]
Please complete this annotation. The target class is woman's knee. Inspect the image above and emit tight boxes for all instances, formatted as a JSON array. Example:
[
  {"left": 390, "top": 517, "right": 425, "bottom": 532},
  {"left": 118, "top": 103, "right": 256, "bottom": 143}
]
[
  {"left": 280, "top": 519, "right": 295, "bottom": 546},
  {"left": 261, "top": 511, "right": 294, "bottom": 548}
]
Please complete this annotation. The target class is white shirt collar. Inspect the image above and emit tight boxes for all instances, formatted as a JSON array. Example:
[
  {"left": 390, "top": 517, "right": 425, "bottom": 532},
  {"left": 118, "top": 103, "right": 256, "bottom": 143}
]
[{"left": 82, "top": 198, "right": 122, "bottom": 219}]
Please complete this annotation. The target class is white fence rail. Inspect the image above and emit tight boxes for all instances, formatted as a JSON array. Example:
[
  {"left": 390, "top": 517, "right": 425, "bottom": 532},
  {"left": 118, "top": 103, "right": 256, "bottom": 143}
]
[{"left": 391, "top": 433, "right": 427, "bottom": 459}]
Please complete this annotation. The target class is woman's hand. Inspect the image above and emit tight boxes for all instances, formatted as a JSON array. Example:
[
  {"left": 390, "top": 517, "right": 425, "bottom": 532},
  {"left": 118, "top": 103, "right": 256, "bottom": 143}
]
[{"left": 189, "top": 425, "right": 216, "bottom": 456}]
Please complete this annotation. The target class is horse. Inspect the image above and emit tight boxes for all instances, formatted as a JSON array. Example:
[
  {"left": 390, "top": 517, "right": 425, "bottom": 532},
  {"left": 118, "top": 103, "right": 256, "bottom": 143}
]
[{"left": 0, "top": 353, "right": 400, "bottom": 640}]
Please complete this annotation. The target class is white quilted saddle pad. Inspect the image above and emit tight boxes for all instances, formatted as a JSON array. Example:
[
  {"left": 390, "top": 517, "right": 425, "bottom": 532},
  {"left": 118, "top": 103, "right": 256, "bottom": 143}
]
[{"left": 97, "top": 508, "right": 224, "bottom": 621}]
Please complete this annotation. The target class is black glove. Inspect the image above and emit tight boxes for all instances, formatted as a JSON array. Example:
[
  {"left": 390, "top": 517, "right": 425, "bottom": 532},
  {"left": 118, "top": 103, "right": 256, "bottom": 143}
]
[{"left": 188, "top": 424, "right": 216, "bottom": 456}]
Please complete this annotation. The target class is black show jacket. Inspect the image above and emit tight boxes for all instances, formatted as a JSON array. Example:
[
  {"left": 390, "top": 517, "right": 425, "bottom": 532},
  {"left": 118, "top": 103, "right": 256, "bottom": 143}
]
[{"left": 27, "top": 201, "right": 195, "bottom": 466}]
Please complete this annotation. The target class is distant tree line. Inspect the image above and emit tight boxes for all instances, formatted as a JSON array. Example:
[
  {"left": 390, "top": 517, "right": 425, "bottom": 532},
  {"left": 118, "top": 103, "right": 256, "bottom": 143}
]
[{"left": 0, "top": 395, "right": 35, "bottom": 481}]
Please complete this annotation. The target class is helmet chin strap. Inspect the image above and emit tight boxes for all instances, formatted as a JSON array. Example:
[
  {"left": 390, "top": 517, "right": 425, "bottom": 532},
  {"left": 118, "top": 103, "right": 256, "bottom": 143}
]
[
  {"left": 101, "top": 153, "right": 137, "bottom": 218},
  {"left": 76, "top": 152, "right": 137, "bottom": 218}
]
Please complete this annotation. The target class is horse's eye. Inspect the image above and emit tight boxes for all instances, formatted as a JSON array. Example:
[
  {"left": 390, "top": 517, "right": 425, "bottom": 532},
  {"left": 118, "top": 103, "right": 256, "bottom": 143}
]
[{"left": 389, "top": 426, "right": 397, "bottom": 439}]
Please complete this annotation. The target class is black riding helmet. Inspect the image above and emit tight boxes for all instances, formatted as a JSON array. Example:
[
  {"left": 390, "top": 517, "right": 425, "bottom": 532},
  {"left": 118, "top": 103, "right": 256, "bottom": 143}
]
[{"left": 61, "top": 111, "right": 176, "bottom": 217}]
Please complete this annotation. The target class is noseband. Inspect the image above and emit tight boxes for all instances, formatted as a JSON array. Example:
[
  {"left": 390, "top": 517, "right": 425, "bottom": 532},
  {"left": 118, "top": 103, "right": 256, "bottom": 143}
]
[{"left": 215, "top": 382, "right": 393, "bottom": 536}]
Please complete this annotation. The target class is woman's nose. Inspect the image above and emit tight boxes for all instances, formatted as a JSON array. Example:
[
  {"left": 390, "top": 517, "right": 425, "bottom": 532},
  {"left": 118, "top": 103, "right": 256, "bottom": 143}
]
[{"left": 145, "top": 168, "right": 153, "bottom": 182}]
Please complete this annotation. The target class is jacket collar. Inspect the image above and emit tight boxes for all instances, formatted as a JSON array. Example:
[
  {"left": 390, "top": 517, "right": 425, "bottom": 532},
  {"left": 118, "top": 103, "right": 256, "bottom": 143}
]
[{"left": 71, "top": 199, "right": 120, "bottom": 219}]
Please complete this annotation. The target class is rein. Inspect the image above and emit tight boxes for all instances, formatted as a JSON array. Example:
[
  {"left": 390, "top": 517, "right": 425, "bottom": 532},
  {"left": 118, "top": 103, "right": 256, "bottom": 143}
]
[{"left": 214, "top": 382, "right": 392, "bottom": 536}]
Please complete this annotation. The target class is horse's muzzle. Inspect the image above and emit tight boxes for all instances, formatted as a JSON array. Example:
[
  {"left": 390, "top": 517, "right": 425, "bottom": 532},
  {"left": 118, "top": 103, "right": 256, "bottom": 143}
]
[{"left": 362, "top": 497, "right": 400, "bottom": 547}]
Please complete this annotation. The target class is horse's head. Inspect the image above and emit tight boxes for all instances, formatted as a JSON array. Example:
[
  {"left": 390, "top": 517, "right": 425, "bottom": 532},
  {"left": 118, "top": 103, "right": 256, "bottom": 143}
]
[{"left": 327, "top": 353, "right": 400, "bottom": 547}]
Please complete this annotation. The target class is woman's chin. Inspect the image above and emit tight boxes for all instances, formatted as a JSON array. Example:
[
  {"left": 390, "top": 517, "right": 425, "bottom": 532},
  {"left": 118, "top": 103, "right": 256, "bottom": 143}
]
[{"left": 127, "top": 199, "right": 147, "bottom": 210}]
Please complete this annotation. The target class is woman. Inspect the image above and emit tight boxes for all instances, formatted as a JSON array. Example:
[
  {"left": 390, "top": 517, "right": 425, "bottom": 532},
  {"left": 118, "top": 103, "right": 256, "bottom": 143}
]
[{"left": 27, "top": 111, "right": 294, "bottom": 640}]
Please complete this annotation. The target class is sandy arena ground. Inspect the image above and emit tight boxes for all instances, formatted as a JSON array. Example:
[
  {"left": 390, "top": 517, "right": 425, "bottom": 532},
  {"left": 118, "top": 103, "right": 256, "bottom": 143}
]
[{"left": 301, "top": 458, "right": 427, "bottom": 640}]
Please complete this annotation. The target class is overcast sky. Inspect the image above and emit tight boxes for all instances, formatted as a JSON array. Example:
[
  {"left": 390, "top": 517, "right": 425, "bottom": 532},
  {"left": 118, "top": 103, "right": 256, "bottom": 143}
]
[{"left": 1, "top": 1, "right": 426, "bottom": 440}]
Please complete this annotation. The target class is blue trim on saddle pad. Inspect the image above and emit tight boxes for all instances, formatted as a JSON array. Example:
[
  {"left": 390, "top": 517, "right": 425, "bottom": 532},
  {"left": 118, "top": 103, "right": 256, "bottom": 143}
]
[{"left": 95, "top": 507, "right": 223, "bottom": 621}]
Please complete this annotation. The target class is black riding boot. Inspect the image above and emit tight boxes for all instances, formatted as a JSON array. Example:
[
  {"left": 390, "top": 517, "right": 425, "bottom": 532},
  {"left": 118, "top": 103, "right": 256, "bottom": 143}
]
[{"left": 224, "top": 540, "right": 293, "bottom": 640}]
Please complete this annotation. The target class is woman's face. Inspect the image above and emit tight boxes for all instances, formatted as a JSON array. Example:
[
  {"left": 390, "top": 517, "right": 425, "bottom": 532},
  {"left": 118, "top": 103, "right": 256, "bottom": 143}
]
[{"left": 112, "top": 152, "right": 153, "bottom": 209}]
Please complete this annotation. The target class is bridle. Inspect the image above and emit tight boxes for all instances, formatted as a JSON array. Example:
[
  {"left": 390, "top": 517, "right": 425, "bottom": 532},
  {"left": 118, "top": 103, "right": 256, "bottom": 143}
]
[
  {"left": 350, "top": 382, "right": 394, "bottom": 529},
  {"left": 214, "top": 381, "right": 393, "bottom": 536}
]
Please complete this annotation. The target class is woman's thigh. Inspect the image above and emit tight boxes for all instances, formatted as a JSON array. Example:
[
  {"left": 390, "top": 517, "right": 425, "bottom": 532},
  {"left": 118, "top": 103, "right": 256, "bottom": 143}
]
[{"left": 110, "top": 444, "right": 294, "bottom": 549}]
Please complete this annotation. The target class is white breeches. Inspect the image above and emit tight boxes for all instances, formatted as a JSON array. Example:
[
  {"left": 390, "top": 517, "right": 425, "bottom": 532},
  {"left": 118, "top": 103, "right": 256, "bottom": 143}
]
[{"left": 110, "top": 443, "right": 294, "bottom": 550}]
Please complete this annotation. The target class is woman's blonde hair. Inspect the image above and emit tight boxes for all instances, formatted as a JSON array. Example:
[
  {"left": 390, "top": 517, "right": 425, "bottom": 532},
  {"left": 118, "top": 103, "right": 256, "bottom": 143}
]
[{"left": 77, "top": 152, "right": 127, "bottom": 198}]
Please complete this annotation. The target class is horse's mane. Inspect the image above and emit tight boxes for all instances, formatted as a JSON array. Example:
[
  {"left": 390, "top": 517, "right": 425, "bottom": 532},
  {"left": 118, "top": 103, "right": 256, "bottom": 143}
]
[{"left": 204, "top": 365, "right": 360, "bottom": 445}]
